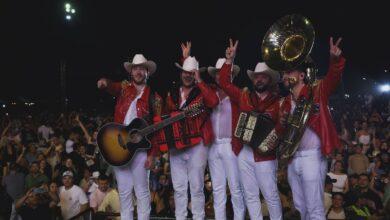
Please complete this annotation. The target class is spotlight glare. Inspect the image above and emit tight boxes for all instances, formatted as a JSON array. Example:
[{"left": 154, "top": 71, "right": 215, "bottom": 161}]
[
  {"left": 379, "top": 84, "right": 390, "bottom": 93},
  {"left": 71, "top": 9, "right": 76, "bottom": 14},
  {"left": 66, "top": 15, "right": 72, "bottom": 20}
]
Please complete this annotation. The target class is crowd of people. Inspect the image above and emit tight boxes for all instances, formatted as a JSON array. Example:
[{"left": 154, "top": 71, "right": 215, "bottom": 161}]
[
  {"left": 0, "top": 38, "right": 389, "bottom": 220},
  {"left": 0, "top": 93, "right": 389, "bottom": 220}
]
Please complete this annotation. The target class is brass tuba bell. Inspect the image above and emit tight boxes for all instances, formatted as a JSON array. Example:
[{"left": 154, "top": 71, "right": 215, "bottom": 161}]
[
  {"left": 261, "top": 14, "right": 315, "bottom": 72},
  {"left": 260, "top": 14, "right": 317, "bottom": 160}
]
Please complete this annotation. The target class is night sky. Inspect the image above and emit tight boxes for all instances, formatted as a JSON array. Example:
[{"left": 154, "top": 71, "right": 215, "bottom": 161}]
[{"left": 1, "top": 0, "right": 389, "bottom": 108}]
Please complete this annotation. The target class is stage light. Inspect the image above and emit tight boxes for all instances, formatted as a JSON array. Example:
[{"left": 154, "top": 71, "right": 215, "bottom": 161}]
[
  {"left": 362, "top": 77, "right": 367, "bottom": 80},
  {"left": 379, "top": 84, "right": 390, "bottom": 93},
  {"left": 2, "top": 104, "right": 5, "bottom": 108},
  {"left": 64, "top": 2, "right": 76, "bottom": 21}
]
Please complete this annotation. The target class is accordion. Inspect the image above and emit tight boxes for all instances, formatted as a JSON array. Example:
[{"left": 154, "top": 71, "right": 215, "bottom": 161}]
[
  {"left": 157, "top": 112, "right": 203, "bottom": 151},
  {"left": 234, "top": 111, "right": 277, "bottom": 152}
]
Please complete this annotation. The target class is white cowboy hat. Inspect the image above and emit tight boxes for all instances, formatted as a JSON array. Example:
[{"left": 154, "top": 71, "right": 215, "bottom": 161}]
[
  {"left": 207, "top": 58, "right": 240, "bottom": 78},
  {"left": 124, "top": 54, "right": 157, "bottom": 75},
  {"left": 175, "top": 56, "right": 206, "bottom": 73},
  {"left": 247, "top": 62, "right": 280, "bottom": 85}
]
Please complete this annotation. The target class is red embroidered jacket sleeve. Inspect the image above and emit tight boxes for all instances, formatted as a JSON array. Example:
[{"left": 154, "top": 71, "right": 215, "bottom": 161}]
[
  {"left": 105, "top": 80, "right": 123, "bottom": 97},
  {"left": 219, "top": 63, "right": 241, "bottom": 104},
  {"left": 320, "top": 56, "right": 346, "bottom": 98},
  {"left": 197, "top": 82, "right": 219, "bottom": 108}
]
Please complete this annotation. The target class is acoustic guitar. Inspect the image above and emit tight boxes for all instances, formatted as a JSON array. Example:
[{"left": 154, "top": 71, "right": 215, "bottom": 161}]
[{"left": 97, "top": 103, "right": 204, "bottom": 166}]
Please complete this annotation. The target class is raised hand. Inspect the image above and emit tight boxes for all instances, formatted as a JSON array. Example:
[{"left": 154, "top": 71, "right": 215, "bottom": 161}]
[
  {"left": 97, "top": 78, "right": 108, "bottom": 89},
  {"left": 194, "top": 70, "right": 203, "bottom": 84},
  {"left": 225, "top": 38, "right": 239, "bottom": 64},
  {"left": 181, "top": 41, "right": 192, "bottom": 59},
  {"left": 330, "top": 37, "right": 342, "bottom": 59},
  {"left": 75, "top": 114, "right": 80, "bottom": 122}
]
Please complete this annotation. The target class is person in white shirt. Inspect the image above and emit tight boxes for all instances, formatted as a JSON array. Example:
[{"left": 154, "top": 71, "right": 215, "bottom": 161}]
[
  {"left": 58, "top": 171, "right": 89, "bottom": 220},
  {"left": 97, "top": 53, "right": 161, "bottom": 220},
  {"left": 206, "top": 57, "right": 245, "bottom": 220},
  {"left": 279, "top": 37, "right": 345, "bottom": 220},
  {"left": 37, "top": 123, "right": 54, "bottom": 141},
  {"left": 328, "top": 160, "right": 349, "bottom": 193}
]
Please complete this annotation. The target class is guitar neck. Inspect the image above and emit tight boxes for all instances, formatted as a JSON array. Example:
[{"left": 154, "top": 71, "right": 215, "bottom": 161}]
[{"left": 140, "top": 112, "right": 186, "bottom": 136}]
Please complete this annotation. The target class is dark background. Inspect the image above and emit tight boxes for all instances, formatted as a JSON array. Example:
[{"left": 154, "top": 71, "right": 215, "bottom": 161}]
[{"left": 1, "top": 0, "right": 389, "bottom": 111}]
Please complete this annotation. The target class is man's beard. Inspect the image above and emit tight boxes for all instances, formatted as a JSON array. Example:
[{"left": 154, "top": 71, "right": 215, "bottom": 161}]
[
  {"left": 182, "top": 77, "right": 195, "bottom": 88},
  {"left": 133, "top": 76, "right": 146, "bottom": 85},
  {"left": 284, "top": 77, "right": 298, "bottom": 90},
  {"left": 254, "top": 83, "right": 269, "bottom": 93}
]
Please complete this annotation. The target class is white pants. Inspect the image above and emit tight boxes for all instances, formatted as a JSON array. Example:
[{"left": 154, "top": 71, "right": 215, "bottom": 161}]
[
  {"left": 287, "top": 149, "right": 327, "bottom": 220},
  {"left": 208, "top": 138, "right": 245, "bottom": 220},
  {"left": 113, "top": 151, "right": 150, "bottom": 220},
  {"left": 238, "top": 145, "right": 282, "bottom": 220},
  {"left": 10, "top": 202, "right": 22, "bottom": 220},
  {"left": 170, "top": 142, "right": 209, "bottom": 220}
]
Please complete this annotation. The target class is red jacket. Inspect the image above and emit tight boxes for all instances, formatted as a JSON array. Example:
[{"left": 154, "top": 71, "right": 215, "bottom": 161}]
[
  {"left": 159, "top": 82, "right": 218, "bottom": 150},
  {"left": 219, "top": 63, "right": 280, "bottom": 162},
  {"left": 276, "top": 56, "right": 346, "bottom": 156},
  {"left": 105, "top": 80, "right": 162, "bottom": 156}
]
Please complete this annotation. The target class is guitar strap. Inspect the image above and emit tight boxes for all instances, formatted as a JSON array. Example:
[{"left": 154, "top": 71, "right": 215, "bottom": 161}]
[{"left": 180, "top": 87, "right": 201, "bottom": 110}]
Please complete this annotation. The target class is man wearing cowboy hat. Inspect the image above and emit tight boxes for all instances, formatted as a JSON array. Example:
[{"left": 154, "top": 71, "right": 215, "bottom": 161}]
[
  {"left": 160, "top": 42, "right": 218, "bottom": 220},
  {"left": 206, "top": 57, "right": 246, "bottom": 220},
  {"left": 275, "top": 37, "right": 345, "bottom": 220},
  {"left": 219, "top": 39, "right": 283, "bottom": 220},
  {"left": 97, "top": 53, "right": 162, "bottom": 220}
]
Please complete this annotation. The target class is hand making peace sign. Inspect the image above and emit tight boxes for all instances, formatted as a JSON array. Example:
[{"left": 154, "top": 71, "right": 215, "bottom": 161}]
[
  {"left": 225, "top": 38, "right": 239, "bottom": 64},
  {"left": 330, "top": 37, "right": 342, "bottom": 59},
  {"left": 181, "top": 41, "right": 191, "bottom": 59}
]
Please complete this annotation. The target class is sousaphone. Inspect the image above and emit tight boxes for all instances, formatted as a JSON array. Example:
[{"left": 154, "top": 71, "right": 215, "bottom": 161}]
[{"left": 258, "top": 14, "right": 318, "bottom": 159}]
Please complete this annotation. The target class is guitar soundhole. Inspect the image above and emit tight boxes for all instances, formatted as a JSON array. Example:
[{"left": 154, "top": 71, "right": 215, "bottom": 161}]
[{"left": 129, "top": 132, "right": 142, "bottom": 144}]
